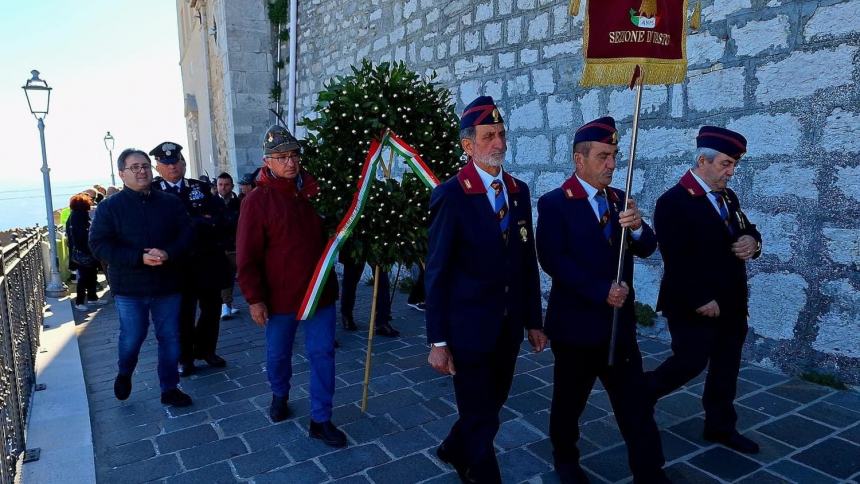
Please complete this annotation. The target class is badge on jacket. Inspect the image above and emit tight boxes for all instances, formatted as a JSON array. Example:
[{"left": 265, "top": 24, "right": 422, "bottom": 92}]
[{"left": 520, "top": 226, "right": 528, "bottom": 243}]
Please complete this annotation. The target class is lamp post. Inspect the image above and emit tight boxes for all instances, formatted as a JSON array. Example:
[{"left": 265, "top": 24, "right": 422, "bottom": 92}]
[
  {"left": 22, "top": 70, "right": 67, "bottom": 298},
  {"left": 103, "top": 131, "right": 116, "bottom": 186}
]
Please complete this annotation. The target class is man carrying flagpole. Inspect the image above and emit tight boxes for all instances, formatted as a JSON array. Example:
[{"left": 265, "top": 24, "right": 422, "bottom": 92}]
[{"left": 536, "top": 117, "right": 669, "bottom": 484}]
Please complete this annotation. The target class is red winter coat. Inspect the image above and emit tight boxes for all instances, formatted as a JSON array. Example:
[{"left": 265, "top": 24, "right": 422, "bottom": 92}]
[{"left": 236, "top": 168, "right": 338, "bottom": 315}]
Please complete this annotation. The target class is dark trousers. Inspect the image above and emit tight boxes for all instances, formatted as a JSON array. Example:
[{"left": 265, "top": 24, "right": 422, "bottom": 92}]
[
  {"left": 340, "top": 260, "right": 390, "bottom": 322},
  {"left": 647, "top": 315, "right": 748, "bottom": 434},
  {"left": 407, "top": 264, "right": 425, "bottom": 304},
  {"left": 75, "top": 266, "right": 98, "bottom": 304},
  {"left": 550, "top": 342, "right": 665, "bottom": 480},
  {"left": 179, "top": 287, "right": 222, "bottom": 363},
  {"left": 445, "top": 330, "right": 520, "bottom": 483}
]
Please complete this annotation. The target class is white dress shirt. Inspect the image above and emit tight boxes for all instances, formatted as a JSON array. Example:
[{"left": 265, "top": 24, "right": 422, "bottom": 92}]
[{"left": 689, "top": 170, "right": 724, "bottom": 216}]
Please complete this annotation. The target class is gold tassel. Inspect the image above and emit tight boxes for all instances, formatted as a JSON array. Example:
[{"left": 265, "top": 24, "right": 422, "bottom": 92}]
[
  {"left": 568, "top": 0, "right": 580, "bottom": 16},
  {"left": 580, "top": 62, "right": 685, "bottom": 87},
  {"left": 690, "top": 0, "right": 702, "bottom": 30},
  {"left": 639, "top": 0, "right": 657, "bottom": 17}
]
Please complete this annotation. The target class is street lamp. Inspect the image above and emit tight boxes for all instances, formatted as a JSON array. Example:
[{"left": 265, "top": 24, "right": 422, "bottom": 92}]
[
  {"left": 22, "top": 70, "right": 67, "bottom": 298},
  {"left": 103, "top": 131, "right": 116, "bottom": 186}
]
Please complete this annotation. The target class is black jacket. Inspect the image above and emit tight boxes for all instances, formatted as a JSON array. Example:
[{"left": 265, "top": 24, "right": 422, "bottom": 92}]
[
  {"left": 655, "top": 171, "right": 762, "bottom": 320},
  {"left": 89, "top": 187, "right": 193, "bottom": 297}
]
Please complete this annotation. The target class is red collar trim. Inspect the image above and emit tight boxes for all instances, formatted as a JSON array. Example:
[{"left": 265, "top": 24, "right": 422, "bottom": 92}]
[
  {"left": 456, "top": 160, "right": 521, "bottom": 195},
  {"left": 561, "top": 175, "right": 618, "bottom": 202},
  {"left": 679, "top": 170, "right": 707, "bottom": 197}
]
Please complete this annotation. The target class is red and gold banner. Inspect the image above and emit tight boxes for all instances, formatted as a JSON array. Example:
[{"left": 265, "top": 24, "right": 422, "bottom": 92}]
[{"left": 572, "top": 0, "right": 691, "bottom": 86}]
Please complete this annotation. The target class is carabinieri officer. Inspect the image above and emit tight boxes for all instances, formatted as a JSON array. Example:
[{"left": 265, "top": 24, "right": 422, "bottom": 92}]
[
  {"left": 151, "top": 142, "right": 230, "bottom": 376},
  {"left": 426, "top": 96, "right": 546, "bottom": 483}
]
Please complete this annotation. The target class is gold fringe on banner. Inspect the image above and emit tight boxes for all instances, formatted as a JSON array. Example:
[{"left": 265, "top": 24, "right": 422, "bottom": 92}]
[
  {"left": 581, "top": 61, "right": 686, "bottom": 87},
  {"left": 638, "top": 0, "right": 658, "bottom": 17},
  {"left": 690, "top": 0, "right": 702, "bottom": 30},
  {"left": 568, "top": 0, "right": 580, "bottom": 16}
]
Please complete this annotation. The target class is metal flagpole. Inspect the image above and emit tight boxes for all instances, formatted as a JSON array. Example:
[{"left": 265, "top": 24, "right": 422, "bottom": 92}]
[{"left": 608, "top": 66, "right": 645, "bottom": 366}]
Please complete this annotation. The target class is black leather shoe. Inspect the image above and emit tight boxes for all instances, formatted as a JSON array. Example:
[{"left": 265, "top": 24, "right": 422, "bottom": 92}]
[
  {"left": 202, "top": 354, "right": 227, "bottom": 368},
  {"left": 114, "top": 374, "right": 132, "bottom": 401},
  {"left": 375, "top": 322, "right": 400, "bottom": 338},
  {"left": 342, "top": 314, "right": 358, "bottom": 331},
  {"left": 161, "top": 388, "right": 193, "bottom": 407},
  {"left": 437, "top": 442, "right": 473, "bottom": 482},
  {"left": 269, "top": 394, "right": 291, "bottom": 422},
  {"left": 555, "top": 461, "right": 590, "bottom": 484},
  {"left": 703, "top": 430, "right": 760, "bottom": 454},
  {"left": 178, "top": 361, "right": 196, "bottom": 377},
  {"left": 633, "top": 469, "right": 671, "bottom": 484},
  {"left": 309, "top": 420, "right": 347, "bottom": 448}
]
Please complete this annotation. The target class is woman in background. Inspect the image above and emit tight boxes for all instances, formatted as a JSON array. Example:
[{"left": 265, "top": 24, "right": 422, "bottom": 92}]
[{"left": 68, "top": 194, "right": 104, "bottom": 310}]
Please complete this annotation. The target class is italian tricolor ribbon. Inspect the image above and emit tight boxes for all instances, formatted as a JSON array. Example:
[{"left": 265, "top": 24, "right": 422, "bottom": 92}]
[{"left": 297, "top": 131, "right": 440, "bottom": 320}]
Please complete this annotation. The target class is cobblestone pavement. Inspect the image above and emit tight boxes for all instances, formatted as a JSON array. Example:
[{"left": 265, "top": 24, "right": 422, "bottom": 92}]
[{"left": 76, "top": 285, "right": 860, "bottom": 483}]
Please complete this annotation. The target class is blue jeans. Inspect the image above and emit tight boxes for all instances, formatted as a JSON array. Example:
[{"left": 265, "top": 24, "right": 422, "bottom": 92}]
[
  {"left": 114, "top": 294, "right": 182, "bottom": 392},
  {"left": 266, "top": 305, "right": 336, "bottom": 423}
]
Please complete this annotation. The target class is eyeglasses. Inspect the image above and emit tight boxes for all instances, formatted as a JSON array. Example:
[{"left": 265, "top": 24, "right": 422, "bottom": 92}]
[
  {"left": 122, "top": 163, "right": 152, "bottom": 174},
  {"left": 267, "top": 153, "right": 301, "bottom": 165}
]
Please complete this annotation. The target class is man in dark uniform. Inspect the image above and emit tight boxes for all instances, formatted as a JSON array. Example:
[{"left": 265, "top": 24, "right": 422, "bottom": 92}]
[
  {"left": 216, "top": 172, "right": 242, "bottom": 320},
  {"left": 150, "top": 142, "right": 229, "bottom": 376},
  {"left": 536, "top": 117, "right": 668, "bottom": 484},
  {"left": 647, "top": 126, "right": 762, "bottom": 454},
  {"left": 426, "top": 96, "right": 546, "bottom": 483}
]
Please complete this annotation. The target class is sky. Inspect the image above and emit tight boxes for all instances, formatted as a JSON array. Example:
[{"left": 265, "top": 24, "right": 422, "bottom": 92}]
[{"left": 0, "top": 0, "right": 189, "bottom": 190}]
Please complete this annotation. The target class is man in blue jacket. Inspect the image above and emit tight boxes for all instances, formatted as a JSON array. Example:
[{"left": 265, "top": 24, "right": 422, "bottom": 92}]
[
  {"left": 426, "top": 96, "right": 546, "bottom": 483},
  {"left": 90, "top": 148, "right": 194, "bottom": 407},
  {"left": 536, "top": 117, "right": 668, "bottom": 483}
]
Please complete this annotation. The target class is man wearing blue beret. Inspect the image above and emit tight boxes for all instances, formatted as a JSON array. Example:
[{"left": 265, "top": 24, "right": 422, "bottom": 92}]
[
  {"left": 647, "top": 126, "right": 762, "bottom": 455},
  {"left": 426, "top": 96, "right": 547, "bottom": 483},
  {"left": 536, "top": 117, "right": 668, "bottom": 483}
]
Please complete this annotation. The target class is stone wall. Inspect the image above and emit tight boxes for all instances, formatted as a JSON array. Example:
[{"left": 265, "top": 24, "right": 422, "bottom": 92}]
[{"left": 291, "top": 0, "right": 860, "bottom": 384}]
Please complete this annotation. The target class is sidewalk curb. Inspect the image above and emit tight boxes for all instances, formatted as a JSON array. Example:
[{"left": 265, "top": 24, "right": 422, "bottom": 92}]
[{"left": 21, "top": 297, "right": 96, "bottom": 483}]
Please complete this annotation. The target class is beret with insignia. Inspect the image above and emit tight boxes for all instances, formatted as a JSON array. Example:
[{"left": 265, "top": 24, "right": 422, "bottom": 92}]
[
  {"left": 263, "top": 125, "right": 301, "bottom": 155},
  {"left": 460, "top": 96, "right": 504, "bottom": 131},
  {"left": 238, "top": 172, "right": 255, "bottom": 186},
  {"left": 149, "top": 141, "right": 184, "bottom": 165},
  {"left": 574, "top": 117, "right": 618, "bottom": 146},
  {"left": 697, "top": 126, "right": 747, "bottom": 160}
]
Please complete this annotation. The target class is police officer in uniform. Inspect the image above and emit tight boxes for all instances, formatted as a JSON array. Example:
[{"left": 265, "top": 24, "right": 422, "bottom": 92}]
[
  {"left": 150, "top": 142, "right": 229, "bottom": 376},
  {"left": 647, "top": 126, "right": 762, "bottom": 454},
  {"left": 426, "top": 96, "right": 546, "bottom": 483},
  {"left": 536, "top": 117, "right": 668, "bottom": 484}
]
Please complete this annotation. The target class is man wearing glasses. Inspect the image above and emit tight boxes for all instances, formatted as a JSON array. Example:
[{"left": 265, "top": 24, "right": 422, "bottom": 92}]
[
  {"left": 236, "top": 125, "right": 346, "bottom": 447},
  {"left": 89, "top": 149, "right": 194, "bottom": 407}
]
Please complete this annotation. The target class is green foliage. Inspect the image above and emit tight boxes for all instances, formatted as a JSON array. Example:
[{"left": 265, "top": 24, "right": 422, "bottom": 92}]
[
  {"left": 279, "top": 29, "right": 290, "bottom": 42},
  {"left": 270, "top": 84, "right": 282, "bottom": 103},
  {"left": 800, "top": 371, "right": 848, "bottom": 390},
  {"left": 267, "top": 0, "right": 289, "bottom": 25},
  {"left": 635, "top": 301, "right": 657, "bottom": 327},
  {"left": 300, "top": 60, "right": 463, "bottom": 268}
]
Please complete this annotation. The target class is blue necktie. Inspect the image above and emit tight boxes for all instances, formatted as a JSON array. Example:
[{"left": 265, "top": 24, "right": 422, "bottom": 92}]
[
  {"left": 596, "top": 190, "right": 612, "bottom": 241},
  {"left": 490, "top": 179, "right": 509, "bottom": 233},
  {"left": 711, "top": 190, "right": 734, "bottom": 235}
]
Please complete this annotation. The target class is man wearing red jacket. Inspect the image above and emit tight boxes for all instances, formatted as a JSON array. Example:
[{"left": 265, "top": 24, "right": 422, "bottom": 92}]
[{"left": 236, "top": 125, "right": 345, "bottom": 448}]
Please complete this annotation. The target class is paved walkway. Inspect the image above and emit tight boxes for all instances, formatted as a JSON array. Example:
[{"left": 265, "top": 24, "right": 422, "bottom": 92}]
[{"left": 75, "top": 286, "right": 860, "bottom": 483}]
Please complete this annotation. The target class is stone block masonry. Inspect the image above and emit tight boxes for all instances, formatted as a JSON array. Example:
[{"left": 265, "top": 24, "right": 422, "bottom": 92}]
[{"left": 288, "top": 0, "right": 860, "bottom": 384}]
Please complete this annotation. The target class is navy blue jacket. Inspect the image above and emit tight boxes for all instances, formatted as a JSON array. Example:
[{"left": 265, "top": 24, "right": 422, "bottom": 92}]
[
  {"left": 536, "top": 176, "right": 656, "bottom": 348},
  {"left": 655, "top": 171, "right": 761, "bottom": 321},
  {"left": 89, "top": 187, "right": 193, "bottom": 297},
  {"left": 425, "top": 161, "right": 543, "bottom": 353}
]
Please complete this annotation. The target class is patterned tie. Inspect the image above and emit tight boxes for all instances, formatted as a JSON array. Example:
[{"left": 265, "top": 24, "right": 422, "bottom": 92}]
[
  {"left": 595, "top": 190, "right": 612, "bottom": 241},
  {"left": 490, "top": 179, "right": 510, "bottom": 233},
  {"left": 711, "top": 190, "right": 734, "bottom": 235}
]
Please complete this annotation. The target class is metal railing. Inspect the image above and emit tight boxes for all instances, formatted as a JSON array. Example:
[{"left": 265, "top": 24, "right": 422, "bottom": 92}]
[{"left": 0, "top": 228, "right": 45, "bottom": 483}]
